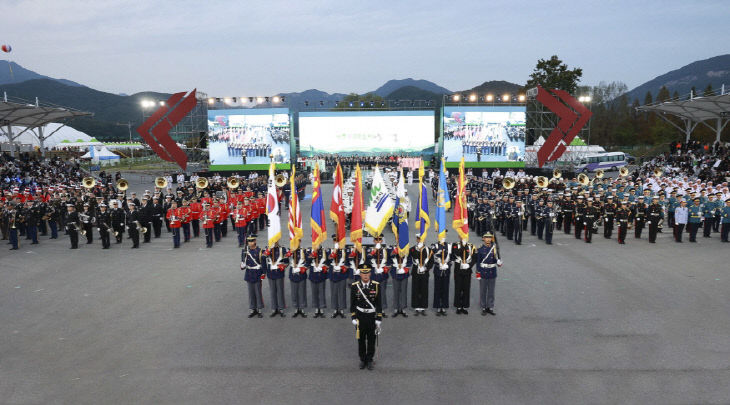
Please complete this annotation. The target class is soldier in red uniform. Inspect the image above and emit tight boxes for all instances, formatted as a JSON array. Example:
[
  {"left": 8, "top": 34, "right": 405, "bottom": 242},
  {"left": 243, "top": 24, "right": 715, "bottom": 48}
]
[{"left": 166, "top": 200, "right": 182, "bottom": 248}]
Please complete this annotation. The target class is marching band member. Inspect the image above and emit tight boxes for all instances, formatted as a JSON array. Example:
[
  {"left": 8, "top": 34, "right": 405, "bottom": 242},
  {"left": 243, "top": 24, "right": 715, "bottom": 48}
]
[
  {"left": 202, "top": 202, "right": 215, "bottom": 248},
  {"left": 647, "top": 196, "right": 664, "bottom": 243},
  {"left": 96, "top": 202, "right": 112, "bottom": 249},
  {"left": 151, "top": 196, "right": 163, "bottom": 238},
  {"left": 452, "top": 237, "right": 475, "bottom": 314},
  {"left": 288, "top": 246, "right": 310, "bottom": 317},
  {"left": 263, "top": 241, "right": 288, "bottom": 317},
  {"left": 410, "top": 238, "right": 432, "bottom": 315},
  {"left": 544, "top": 199, "right": 556, "bottom": 245},
  {"left": 476, "top": 232, "right": 502, "bottom": 316},
  {"left": 126, "top": 203, "right": 141, "bottom": 249},
  {"left": 329, "top": 234, "right": 350, "bottom": 318},
  {"left": 180, "top": 199, "right": 192, "bottom": 242},
  {"left": 368, "top": 234, "right": 390, "bottom": 316},
  {"left": 616, "top": 200, "right": 631, "bottom": 244},
  {"left": 66, "top": 203, "right": 80, "bottom": 249},
  {"left": 166, "top": 200, "right": 181, "bottom": 248},
  {"left": 308, "top": 243, "right": 330, "bottom": 318},
  {"left": 241, "top": 235, "right": 265, "bottom": 318},
  {"left": 140, "top": 196, "right": 153, "bottom": 243},
  {"left": 80, "top": 203, "right": 95, "bottom": 244},
  {"left": 233, "top": 201, "right": 248, "bottom": 248},
  {"left": 111, "top": 200, "right": 125, "bottom": 244},
  {"left": 189, "top": 196, "right": 202, "bottom": 238}
]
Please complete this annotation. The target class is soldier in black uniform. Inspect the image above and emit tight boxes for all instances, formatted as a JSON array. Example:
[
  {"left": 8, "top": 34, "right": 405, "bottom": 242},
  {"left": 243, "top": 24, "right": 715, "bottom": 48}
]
[
  {"left": 602, "top": 195, "right": 616, "bottom": 239},
  {"left": 562, "top": 193, "right": 574, "bottom": 234},
  {"left": 574, "top": 195, "right": 585, "bottom": 240},
  {"left": 583, "top": 198, "right": 598, "bottom": 243},
  {"left": 127, "top": 203, "right": 141, "bottom": 248},
  {"left": 616, "top": 200, "right": 630, "bottom": 244},
  {"left": 96, "top": 202, "right": 112, "bottom": 249},
  {"left": 140, "top": 196, "right": 153, "bottom": 243},
  {"left": 151, "top": 196, "right": 163, "bottom": 238},
  {"left": 350, "top": 265, "right": 382, "bottom": 370},
  {"left": 111, "top": 200, "right": 126, "bottom": 243},
  {"left": 452, "top": 238, "right": 475, "bottom": 314},
  {"left": 80, "top": 203, "right": 95, "bottom": 244},
  {"left": 634, "top": 196, "right": 646, "bottom": 239},
  {"left": 65, "top": 204, "right": 80, "bottom": 249},
  {"left": 647, "top": 196, "right": 663, "bottom": 243}
]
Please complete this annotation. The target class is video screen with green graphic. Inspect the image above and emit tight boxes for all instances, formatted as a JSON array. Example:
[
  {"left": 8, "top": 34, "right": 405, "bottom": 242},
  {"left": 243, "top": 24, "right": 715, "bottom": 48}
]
[{"left": 298, "top": 111, "right": 435, "bottom": 157}]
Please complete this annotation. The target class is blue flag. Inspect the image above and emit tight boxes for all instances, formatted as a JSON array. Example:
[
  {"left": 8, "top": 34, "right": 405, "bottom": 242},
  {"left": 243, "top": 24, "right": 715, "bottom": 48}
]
[
  {"left": 415, "top": 161, "right": 430, "bottom": 242},
  {"left": 391, "top": 169, "right": 409, "bottom": 256},
  {"left": 435, "top": 157, "right": 451, "bottom": 240}
]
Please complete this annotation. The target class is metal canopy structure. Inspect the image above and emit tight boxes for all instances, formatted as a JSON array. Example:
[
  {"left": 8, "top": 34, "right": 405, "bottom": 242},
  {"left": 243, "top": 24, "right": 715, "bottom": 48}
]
[
  {"left": 0, "top": 94, "right": 93, "bottom": 156},
  {"left": 636, "top": 89, "right": 730, "bottom": 143}
]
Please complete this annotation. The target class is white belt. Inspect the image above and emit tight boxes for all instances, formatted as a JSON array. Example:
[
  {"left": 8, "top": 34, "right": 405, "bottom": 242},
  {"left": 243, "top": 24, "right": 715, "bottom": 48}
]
[
  {"left": 483, "top": 264, "right": 497, "bottom": 268},
  {"left": 356, "top": 307, "right": 375, "bottom": 313}
]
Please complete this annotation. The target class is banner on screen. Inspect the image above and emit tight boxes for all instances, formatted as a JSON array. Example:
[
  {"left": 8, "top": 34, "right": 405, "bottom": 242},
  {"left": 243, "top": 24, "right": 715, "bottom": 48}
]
[
  {"left": 299, "top": 111, "right": 435, "bottom": 157},
  {"left": 443, "top": 106, "right": 525, "bottom": 164},
  {"left": 208, "top": 108, "right": 291, "bottom": 168}
]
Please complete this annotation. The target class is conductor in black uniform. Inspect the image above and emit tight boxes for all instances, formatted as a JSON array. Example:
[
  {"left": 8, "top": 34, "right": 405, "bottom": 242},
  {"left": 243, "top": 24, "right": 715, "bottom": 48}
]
[{"left": 350, "top": 265, "right": 382, "bottom": 370}]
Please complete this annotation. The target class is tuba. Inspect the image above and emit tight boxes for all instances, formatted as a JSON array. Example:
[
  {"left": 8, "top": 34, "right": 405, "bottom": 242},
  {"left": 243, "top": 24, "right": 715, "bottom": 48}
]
[
  {"left": 274, "top": 174, "right": 287, "bottom": 188},
  {"left": 619, "top": 167, "right": 629, "bottom": 177},
  {"left": 116, "top": 178, "right": 129, "bottom": 191},
  {"left": 196, "top": 177, "right": 209, "bottom": 189},
  {"left": 653, "top": 168, "right": 662, "bottom": 177},
  {"left": 82, "top": 177, "right": 96, "bottom": 189},
  {"left": 535, "top": 176, "right": 549, "bottom": 188},
  {"left": 227, "top": 176, "right": 240, "bottom": 189},
  {"left": 552, "top": 169, "right": 562, "bottom": 179},
  {"left": 577, "top": 173, "right": 590, "bottom": 186},
  {"left": 595, "top": 169, "right": 605, "bottom": 179},
  {"left": 502, "top": 177, "right": 515, "bottom": 190},
  {"left": 155, "top": 177, "right": 168, "bottom": 188}
]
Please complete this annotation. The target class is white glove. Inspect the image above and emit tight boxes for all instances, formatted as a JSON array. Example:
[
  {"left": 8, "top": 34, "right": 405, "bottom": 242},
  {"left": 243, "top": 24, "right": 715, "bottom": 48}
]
[
  {"left": 240, "top": 262, "right": 245, "bottom": 270},
  {"left": 497, "top": 259, "right": 503, "bottom": 266},
  {"left": 375, "top": 267, "right": 383, "bottom": 274},
  {"left": 396, "top": 267, "right": 405, "bottom": 274},
  {"left": 455, "top": 257, "right": 462, "bottom": 263},
  {"left": 352, "top": 319, "right": 358, "bottom": 326},
  {"left": 440, "top": 264, "right": 449, "bottom": 270},
  {"left": 375, "top": 320, "right": 381, "bottom": 327},
  {"left": 460, "top": 263, "right": 470, "bottom": 270},
  {"left": 353, "top": 268, "right": 360, "bottom": 275}
]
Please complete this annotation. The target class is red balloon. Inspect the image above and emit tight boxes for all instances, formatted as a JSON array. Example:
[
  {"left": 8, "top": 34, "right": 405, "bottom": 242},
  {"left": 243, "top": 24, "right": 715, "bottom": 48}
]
[{"left": 1, "top": 45, "right": 11, "bottom": 53}]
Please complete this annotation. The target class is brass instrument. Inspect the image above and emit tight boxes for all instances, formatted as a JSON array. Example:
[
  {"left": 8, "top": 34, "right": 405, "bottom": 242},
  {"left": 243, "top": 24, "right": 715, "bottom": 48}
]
[
  {"left": 274, "top": 174, "right": 287, "bottom": 188},
  {"left": 535, "top": 176, "right": 549, "bottom": 188},
  {"left": 552, "top": 169, "right": 562, "bottom": 179},
  {"left": 116, "top": 178, "right": 129, "bottom": 191},
  {"left": 134, "top": 220, "right": 148, "bottom": 234},
  {"left": 595, "top": 169, "right": 605, "bottom": 179},
  {"left": 78, "top": 223, "right": 86, "bottom": 236},
  {"left": 155, "top": 177, "right": 168, "bottom": 188},
  {"left": 502, "top": 177, "right": 515, "bottom": 190},
  {"left": 577, "top": 173, "right": 590, "bottom": 186},
  {"left": 82, "top": 177, "right": 96, "bottom": 189},
  {"left": 227, "top": 176, "right": 240, "bottom": 189},
  {"left": 619, "top": 167, "right": 629, "bottom": 177},
  {"left": 653, "top": 168, "right": 662, "bottom": 177},
  {"left": 196, "top": 177, "right": 209, "bottom": 189}
]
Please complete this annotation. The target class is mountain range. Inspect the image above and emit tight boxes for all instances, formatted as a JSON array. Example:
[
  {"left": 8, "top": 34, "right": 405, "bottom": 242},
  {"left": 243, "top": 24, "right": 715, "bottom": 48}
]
[{"left": 0, "top": 55, "right": 728, "bottom": 141}]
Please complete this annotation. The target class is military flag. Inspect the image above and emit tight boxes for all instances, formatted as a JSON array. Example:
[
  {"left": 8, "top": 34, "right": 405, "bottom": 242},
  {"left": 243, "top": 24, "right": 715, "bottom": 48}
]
[
  {"left": 415, "top": 161, "right": 430, "bottom": 242},
  {"left": 435, "top": 157, "right": 451, "bottom": 239},
  {"left": 266, "top": 160, "right": 281, "bottom": 247},
  {"left": 310, "top": 164, "right": 326, "bottom": 249},
  {"left": 364, "top": 165, "right": 394, "bottom": 237},
  {"left": 452, "top": 157, "right": 469, "bottom": 240},
  {"left": 391, "top": 168, "right": 410, "bottom": 257},
  {"left": 350, "top": 164, "right": 365, "bottom": 250},
  {"left": 329, "top": 162, "right": 346, "bottom": 246}
]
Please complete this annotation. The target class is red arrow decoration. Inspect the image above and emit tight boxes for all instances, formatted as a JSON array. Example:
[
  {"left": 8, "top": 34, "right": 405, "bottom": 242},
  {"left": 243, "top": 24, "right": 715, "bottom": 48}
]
[
  {"left": 535, "top": 85, "right": 592, "bottom": 167},
  {"left": 136, "top": 89, "right": 197, "bottom": 170}
]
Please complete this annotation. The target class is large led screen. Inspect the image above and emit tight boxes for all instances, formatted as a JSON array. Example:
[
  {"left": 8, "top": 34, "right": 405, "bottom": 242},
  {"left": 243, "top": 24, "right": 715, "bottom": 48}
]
[
  {"left": 208, "top": 108, "right": 291, "bottom": 168},
  {"left": 443, "top": 106, "right": 525, "bottom": 164},
  {"left": 299, "top": 111, "right": 435, "bottom": 157}
]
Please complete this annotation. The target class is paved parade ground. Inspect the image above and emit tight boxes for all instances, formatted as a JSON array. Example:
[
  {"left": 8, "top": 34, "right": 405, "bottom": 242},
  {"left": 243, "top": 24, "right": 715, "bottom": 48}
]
[{"left": 1, "top": 175, "right": 729, "bottom": 405}]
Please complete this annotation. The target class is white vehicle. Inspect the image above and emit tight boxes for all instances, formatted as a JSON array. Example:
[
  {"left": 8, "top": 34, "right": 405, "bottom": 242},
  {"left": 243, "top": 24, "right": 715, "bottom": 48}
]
[{"left": 575, "top": 152, "right": 627, "bottom": 172}]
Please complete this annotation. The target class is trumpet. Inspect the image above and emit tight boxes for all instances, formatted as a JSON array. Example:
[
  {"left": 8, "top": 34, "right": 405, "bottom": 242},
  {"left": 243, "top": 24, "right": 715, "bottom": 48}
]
[
  {"left": 227, "top": 176, "right": 240, "bottom": 189},
  {"left": 82, "top": 177, "right": 96, "bottom": 189},
  {"left": 117, "top": 178, "right": 129, "bottom": 191},
  {"left": 196, "top": 177, "right": 209, "bottom": 189},
  {"left": 502, "top": 177, "right": 515, "bottom": 190},
  {"left": 155, "top": 177, "right": 168, "bottom": 188}
]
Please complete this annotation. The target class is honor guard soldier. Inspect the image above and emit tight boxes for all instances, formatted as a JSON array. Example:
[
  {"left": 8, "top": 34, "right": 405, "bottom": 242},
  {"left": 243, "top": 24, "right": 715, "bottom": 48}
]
[
  {"left": 350, "top": 264, "right": 382, "bottom": 370},
  {"left": 720, "top": 199, "right": 730, "bottom": 242},
  {"left": 688, "top": 198, "right": 702, "bottom": 242},
  {"left": 647, "top": 196, "right": 663, "bottom": 243},
  {"left": 288, "top": 246, "right": 310, "bottom": 317},
  {"left": 674, "top": 199, "right": 688, "bottom": 242},
  {"left": 126, "top": 203, "right": 141, "bottom": 248},
  {"left": 308, "top": 244, "right": 330, "bottom": 318},
  {"left": 633, "top": 196, "right": 647, "bottom": 238},
  {"left": 390, "top": 244, "right": 411, "bottom": 317},
  {"left": 66, "top": 203, "right": 80, "bottom": 249},
  {"left": 329, "top": 234, "right": 350, "bottom": 318},
  {"left": 368, "top": 234, "right": 390, "bottom": 316},
  {"left": 476, "top": 232, "right": 502, "bottom": 315},
  {"left": 431, "top": 233, "right": 452, "bottom": 315},
  {"left": 263, "top": 242, "right": 288, "bottom": 317},
  {"left": 544, "top": 200, "right": 556, "bottom": 245},
  {"left": 603, "top": 196, "right": 616, "bottom": 239},
  {"left": 97, "top": 202, "right": 112, "bottom": 249},
  {"left": 410, "top": 239, "right": 432, "bottom": 315},
  {"left": 616, "top": 200, "right": 631, "bottom": 244},
  {"left": 348, "top": 244, "right": 367, "bottom": 282},
  {"left": 167, "top": 201, "right": 181, "bottom": 248},
  {"left": 452, "top": 237, "right": 475, "bottom": 314},
  {"left": 241, "top": 235, "right": 265, "bottom": 318}
]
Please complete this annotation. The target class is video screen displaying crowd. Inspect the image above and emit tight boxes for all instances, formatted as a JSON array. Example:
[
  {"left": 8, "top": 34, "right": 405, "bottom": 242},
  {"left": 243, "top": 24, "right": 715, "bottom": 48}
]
[
  {"left": 443, "top": 122, "right": 525, "bottom": 162},
  {"left": 209, "top": 126, "right": 289, "bottom": 160}
]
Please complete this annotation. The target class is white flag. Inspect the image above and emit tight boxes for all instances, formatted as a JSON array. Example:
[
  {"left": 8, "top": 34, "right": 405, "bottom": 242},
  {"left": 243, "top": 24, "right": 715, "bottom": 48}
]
[
  {"left": 364, "top": 166, "right": 394, "bottom": 236},
  {"left": 266, "top": 161, "right": 281, "bottom": 247}
]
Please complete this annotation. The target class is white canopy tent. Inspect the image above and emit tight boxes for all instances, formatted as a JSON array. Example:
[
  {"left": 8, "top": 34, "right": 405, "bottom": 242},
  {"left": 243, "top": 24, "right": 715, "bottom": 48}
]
[{"left": 80, "top": 145, "right": 120, "bottom": 166}]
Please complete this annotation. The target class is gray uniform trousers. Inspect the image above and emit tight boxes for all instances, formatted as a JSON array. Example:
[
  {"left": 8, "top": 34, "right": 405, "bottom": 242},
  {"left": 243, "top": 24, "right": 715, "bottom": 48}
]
[
  {"left": 330, "top": 279, "right": 348, "bottom": 310},
  {"left": 290, "top": 280, "right": 308, "bottom": 309},
  {"left": 310, "top": 281, "right": 327, "bottom": 309},
  {"left": 247, "top": 280, "right": 264, "bottom": 310},
  {"left": 268, "top": 278, "right": 286, "bottom": 310},
  {"left": 479, "top": 277, "right": 496, "bottom": 309},
  {"left": 392, "top": 277, "right": 409, "bottom": 311}
]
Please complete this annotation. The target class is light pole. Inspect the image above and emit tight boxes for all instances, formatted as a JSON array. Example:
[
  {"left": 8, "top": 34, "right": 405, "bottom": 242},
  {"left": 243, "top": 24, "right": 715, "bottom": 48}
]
[{"left": 115, "top": 122, "right": 134, "bottom": 159}]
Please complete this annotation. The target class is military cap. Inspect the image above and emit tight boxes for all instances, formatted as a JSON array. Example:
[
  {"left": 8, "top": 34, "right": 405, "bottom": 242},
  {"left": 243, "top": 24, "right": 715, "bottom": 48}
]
[
  {"left": 358, "top": 264, "right": 372, "bottom": 274},
  {"left": 246, "top": 235, "right": 257, "bottom": 241},
  {"left": 482, "top": 232, "right": 494, "bottom": 238}
]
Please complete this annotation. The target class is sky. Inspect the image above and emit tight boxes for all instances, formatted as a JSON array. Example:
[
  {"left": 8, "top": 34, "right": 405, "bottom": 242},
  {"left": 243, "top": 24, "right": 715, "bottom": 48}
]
[{"left": 2, "top": 0, "right": 729, "bottom": 97}]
